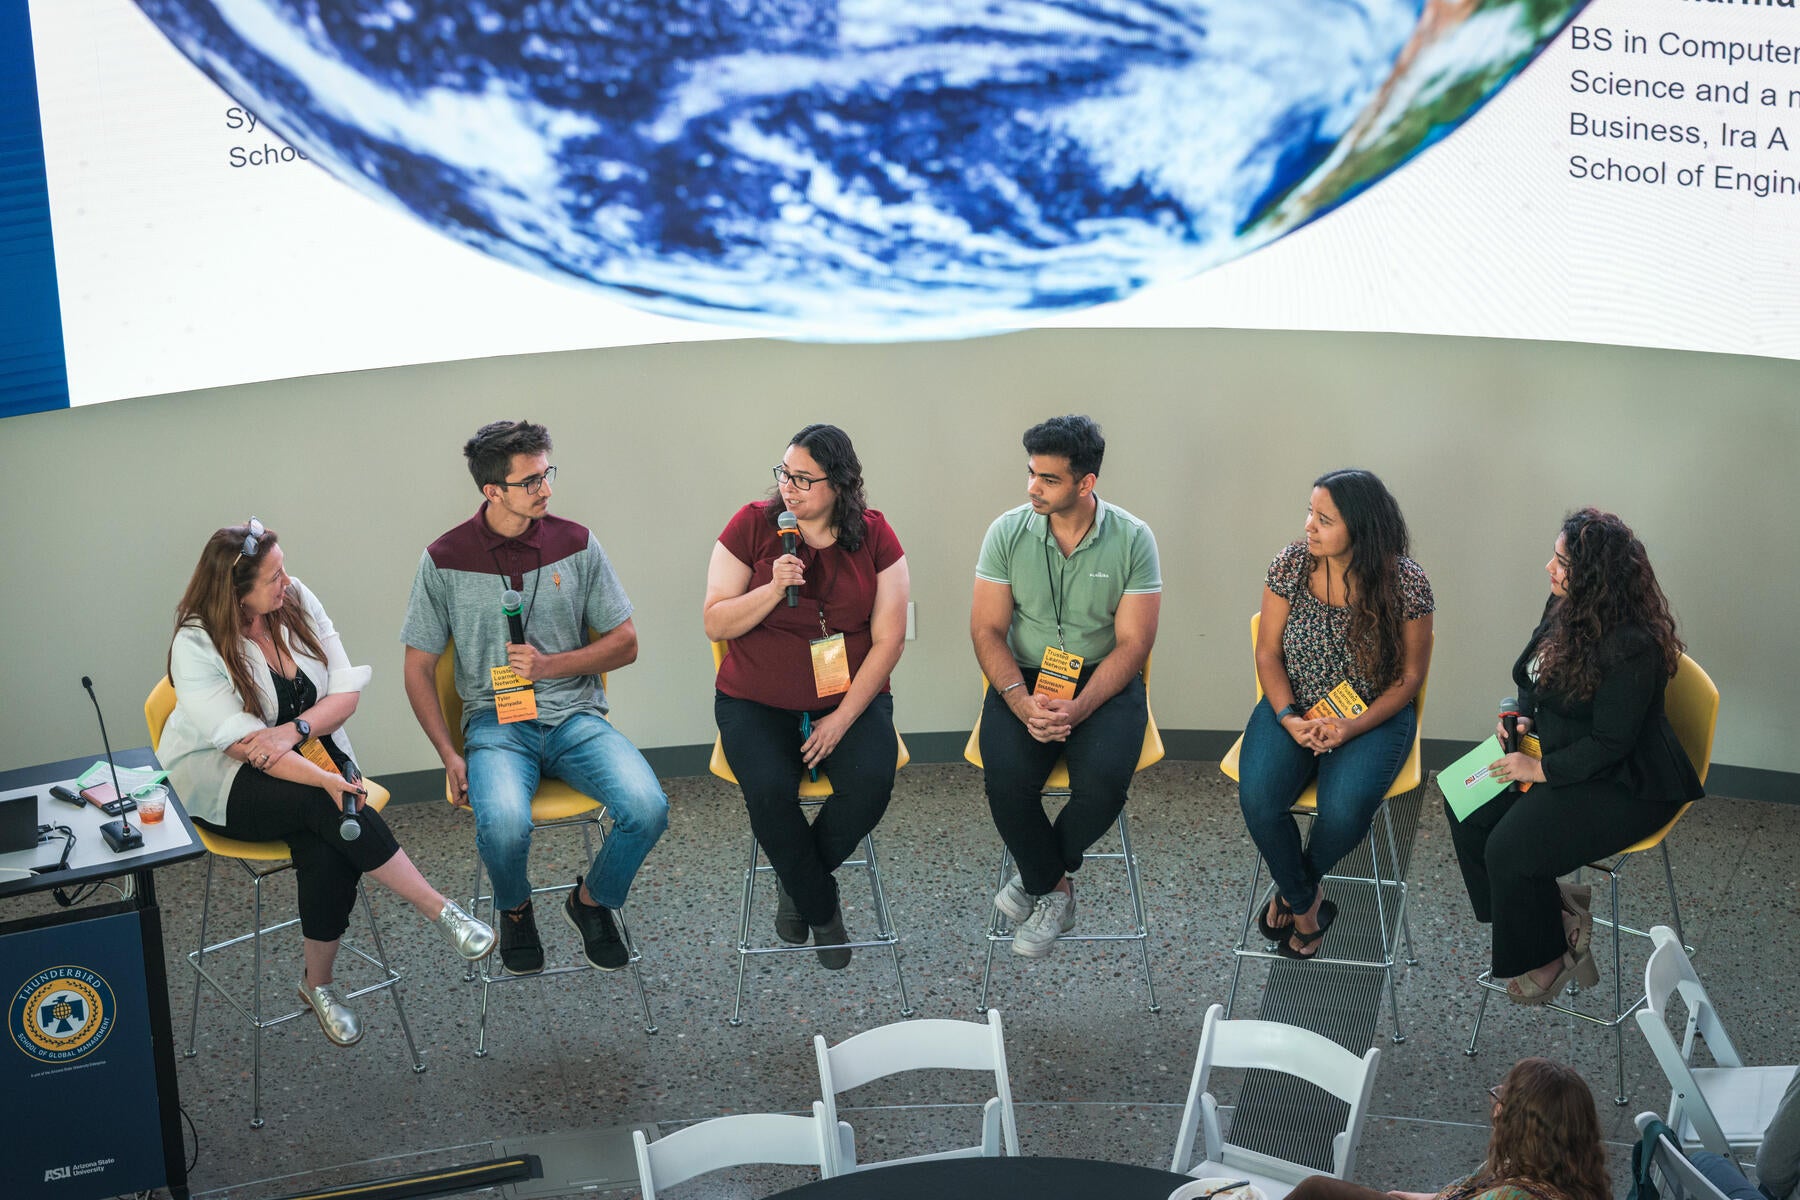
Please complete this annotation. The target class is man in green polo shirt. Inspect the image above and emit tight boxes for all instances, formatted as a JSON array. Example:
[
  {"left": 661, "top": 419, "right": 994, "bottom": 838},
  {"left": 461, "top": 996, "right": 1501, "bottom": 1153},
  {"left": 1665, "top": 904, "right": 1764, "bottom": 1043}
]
[{"left": 970, "top": 414, "right": 1161, "bottom": 956}]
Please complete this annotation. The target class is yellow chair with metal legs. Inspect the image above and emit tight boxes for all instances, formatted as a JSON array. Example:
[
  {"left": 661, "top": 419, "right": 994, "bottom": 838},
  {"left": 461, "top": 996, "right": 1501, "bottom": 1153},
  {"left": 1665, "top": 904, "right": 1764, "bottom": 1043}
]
[
  {"left": 963, "top": 656, "right": 1164, "bottom": 1013},
  {"left": 1218, "top": 614, "right": 1430, "bottom": 1043},
  {"left": 433, "top": 639, "right": 657, "bottom": 1055},
  {"left": 146, "top": 676, "right": 422, "bottom": 1129},
  {"left": 1464, "top": 652, "right": 1719, "bottom": 1106},
  {"left": 709, "top": 640, "right": 914, "bottom": 1026}
]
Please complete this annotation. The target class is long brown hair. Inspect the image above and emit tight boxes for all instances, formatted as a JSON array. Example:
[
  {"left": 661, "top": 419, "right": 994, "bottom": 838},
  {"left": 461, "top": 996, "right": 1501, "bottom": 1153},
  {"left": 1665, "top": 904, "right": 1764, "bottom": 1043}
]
[
  {"left": 1304, "top": 469, "right": 1412, "bottom": 694},
  {"left": 1533, "top": 508, "right": 1683, "bottom": 701},
  {"left": 1465, "top": 1058, "right": 1610, "bottom": 1200},
  {"left": 168, "top": 523, "right": 326, "bottom": 716}
]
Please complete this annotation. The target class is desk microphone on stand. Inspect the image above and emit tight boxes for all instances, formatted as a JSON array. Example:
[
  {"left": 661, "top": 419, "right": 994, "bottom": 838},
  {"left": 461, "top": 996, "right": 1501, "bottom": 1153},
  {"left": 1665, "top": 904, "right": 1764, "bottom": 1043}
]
[{"left": 81, "top": 675, "right": 143, "bottom": 853}]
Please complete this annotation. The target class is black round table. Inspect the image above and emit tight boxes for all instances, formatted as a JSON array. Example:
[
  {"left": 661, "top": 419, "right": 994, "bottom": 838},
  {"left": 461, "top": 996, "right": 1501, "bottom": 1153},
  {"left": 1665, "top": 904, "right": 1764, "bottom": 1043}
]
[{"left": 770, "top": 1155, "right": 1193, "bottom": 1199}]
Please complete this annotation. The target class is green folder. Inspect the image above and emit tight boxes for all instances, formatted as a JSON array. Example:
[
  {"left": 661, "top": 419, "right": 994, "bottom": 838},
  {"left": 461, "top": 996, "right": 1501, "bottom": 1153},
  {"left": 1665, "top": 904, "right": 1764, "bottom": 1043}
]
[{"left": 1442, "top": 735, "right": 1510, "bottom": 821}]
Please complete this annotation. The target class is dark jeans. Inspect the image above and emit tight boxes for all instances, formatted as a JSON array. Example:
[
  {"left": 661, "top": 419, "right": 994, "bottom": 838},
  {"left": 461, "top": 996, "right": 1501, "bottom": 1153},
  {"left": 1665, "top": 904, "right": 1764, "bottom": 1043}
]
[
  {"left": 715, "top": 692, "right": 896, "bottom": 927},
  {"left": 1237, "top": 697, "right": 1415, "bottom": 914},
  {"left": 980, "top": 671, "right": 1147, "bottom": 897},
  {"left": 1446, "top": 780, "right": 1684, "bottom": 977},
  {"left": 1689, "top": 1152, "right": 1768, "bottom": 1200},
  {"left": 196, "top": 767, "right": 400, "bottom": 942}
]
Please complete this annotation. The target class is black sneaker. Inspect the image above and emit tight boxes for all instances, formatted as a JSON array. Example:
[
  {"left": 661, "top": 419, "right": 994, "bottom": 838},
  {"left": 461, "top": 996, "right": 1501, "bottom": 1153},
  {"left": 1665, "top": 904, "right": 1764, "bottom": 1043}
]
[
  {"left": 498, "top": 901, "right": 544, "bottom": 975},
  {"left": 563, "top": 878, "right": 628, "bottom": 971}
]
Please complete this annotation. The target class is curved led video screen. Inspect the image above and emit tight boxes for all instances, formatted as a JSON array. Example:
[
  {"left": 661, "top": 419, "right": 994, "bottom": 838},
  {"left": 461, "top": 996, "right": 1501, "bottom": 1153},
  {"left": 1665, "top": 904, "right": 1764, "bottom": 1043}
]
[{"left": 6, "top": 0, "right": 1800, "bottom": 417}]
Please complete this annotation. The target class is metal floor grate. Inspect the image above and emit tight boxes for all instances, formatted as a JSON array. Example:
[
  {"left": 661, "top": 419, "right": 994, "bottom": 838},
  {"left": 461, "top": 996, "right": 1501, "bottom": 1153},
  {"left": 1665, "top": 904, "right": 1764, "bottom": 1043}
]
[{"left": 1226, "top": 780, "right": 1429, "bottom": 1171}]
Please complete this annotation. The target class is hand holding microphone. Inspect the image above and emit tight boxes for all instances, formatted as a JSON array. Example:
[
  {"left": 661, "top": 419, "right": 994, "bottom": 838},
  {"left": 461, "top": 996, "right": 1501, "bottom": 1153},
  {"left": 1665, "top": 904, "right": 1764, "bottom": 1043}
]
[
  {"left": 1497, "top": 696, "right": 1522, "bottom": 753},
  {"left": 777, "top": 511, "right": 801, "bottom": 607},
  {"left": 337, "top": 759, "right": 367, "bottom": 841}
]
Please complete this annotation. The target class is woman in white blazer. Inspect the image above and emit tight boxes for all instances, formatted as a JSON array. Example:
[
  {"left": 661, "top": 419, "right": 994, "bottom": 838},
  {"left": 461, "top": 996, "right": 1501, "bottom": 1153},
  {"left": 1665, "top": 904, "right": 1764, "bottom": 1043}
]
[{"left": 162, "top": 519, "right": 493, "bottom": 1047}]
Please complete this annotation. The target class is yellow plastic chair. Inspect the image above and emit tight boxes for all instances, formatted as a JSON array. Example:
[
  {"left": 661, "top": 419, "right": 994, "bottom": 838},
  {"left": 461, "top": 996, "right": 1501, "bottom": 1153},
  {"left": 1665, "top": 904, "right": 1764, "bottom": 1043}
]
[
  {"left": 146, "top": 676, "right": 421, "bottom": 1129},
  {"left": 1466, "top": 652, "right": 1719, "bottom": 1106},
  {"left": 434, "top": 639, "right": 656, "bottom": 1054},
  {"left": 1218, "top": 614, "right": 1430, "bottom": 1043},
  {"left": 709, "top": 640, "right": 913, "bottom": 1026},
  {"left": 963, "top": 656, "right": 1164, "bottom": 1013}
]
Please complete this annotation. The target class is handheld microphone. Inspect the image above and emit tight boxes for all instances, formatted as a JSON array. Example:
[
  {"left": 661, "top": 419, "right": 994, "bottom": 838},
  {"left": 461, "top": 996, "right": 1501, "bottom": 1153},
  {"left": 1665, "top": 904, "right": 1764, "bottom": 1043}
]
[
  {"left": 1497, "top": 696, "right": 1522, "bottom": 753},
  {"left": 80, "top": 676, "right": 144, "bottom": 853},
  {"left": 502, "top": 588, "right": 525, "bottom": 645},
  {"left": 777, "top": 511, "right": 800, "bottom": 608},
  {"left": 338, "top": 758, "right": 364, "bottom": 841}
]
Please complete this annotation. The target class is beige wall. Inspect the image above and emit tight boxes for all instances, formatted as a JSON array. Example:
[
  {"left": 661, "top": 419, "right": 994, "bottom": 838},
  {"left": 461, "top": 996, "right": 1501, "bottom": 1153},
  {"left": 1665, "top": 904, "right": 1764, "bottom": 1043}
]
[{"left": 2, "top": 328, "right": 1792, "bottom": 778}]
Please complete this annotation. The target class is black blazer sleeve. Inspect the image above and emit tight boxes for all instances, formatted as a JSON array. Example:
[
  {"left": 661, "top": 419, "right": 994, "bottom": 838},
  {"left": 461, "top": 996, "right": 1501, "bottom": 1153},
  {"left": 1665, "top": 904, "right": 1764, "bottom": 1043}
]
[{"left": 1516, "top": 622, "right": 1704, "bottom": 805}]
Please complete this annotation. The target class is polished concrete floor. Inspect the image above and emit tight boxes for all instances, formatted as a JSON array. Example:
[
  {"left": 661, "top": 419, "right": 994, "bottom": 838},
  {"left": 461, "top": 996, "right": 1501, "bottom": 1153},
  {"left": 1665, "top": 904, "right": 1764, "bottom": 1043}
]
[{"left": 77, "top": 761, "right": 1797, "bottom": 1198}]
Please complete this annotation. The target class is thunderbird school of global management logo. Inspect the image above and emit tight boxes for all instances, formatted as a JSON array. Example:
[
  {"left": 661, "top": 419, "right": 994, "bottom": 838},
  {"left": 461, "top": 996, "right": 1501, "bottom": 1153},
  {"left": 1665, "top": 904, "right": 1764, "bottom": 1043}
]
[{"left": 12, "top": 966, "right": 115, "bottom": 1064}]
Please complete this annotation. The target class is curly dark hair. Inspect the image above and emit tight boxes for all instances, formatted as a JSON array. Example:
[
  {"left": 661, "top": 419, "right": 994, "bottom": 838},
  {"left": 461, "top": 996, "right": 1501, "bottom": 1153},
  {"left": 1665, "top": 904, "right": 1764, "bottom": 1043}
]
[
  {"left": 464, "top": 420, "right": 552, "bottom": 490},
  {"left": 1305, "top": 469, "right": 1412, "bottom": 695},
  {"left": 1462, "top": 1058, "right": 1610, "bottom": 1200},
  {"left": 764, "top": 424, "right": 870, "bottom": 551},
  {"left": 1533, "top": 508, "right": 1683, "bottom": 700}
]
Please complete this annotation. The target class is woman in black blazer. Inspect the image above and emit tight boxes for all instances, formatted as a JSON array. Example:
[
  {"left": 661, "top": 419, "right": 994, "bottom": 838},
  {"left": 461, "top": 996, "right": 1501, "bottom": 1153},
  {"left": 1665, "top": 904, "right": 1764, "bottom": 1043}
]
[{"left": 1448, "top": 508, "right": 1702, "bottom": 1005}]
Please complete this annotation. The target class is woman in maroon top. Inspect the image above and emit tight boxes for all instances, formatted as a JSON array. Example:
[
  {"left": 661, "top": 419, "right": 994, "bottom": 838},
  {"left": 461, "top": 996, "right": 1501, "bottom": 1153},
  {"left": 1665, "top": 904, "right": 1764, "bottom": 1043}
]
[{"left": 703, "top": 424, "right": 910, "bottom": 968}]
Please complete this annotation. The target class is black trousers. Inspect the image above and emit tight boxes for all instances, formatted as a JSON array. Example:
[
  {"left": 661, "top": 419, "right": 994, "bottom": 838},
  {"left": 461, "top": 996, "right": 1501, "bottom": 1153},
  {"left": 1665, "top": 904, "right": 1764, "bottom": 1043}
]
[
  {"left": 1446, "top": 781, "right": 1684, "bottom": 977},
  {"left": 196, "top": 767, "right": 401, "bottom": 942},
  {"left": 714, "top": 692, "right": 897, "bottom": 927},
  {"left": 980, "top": 672, "right": 1147, "bottom": 896}
]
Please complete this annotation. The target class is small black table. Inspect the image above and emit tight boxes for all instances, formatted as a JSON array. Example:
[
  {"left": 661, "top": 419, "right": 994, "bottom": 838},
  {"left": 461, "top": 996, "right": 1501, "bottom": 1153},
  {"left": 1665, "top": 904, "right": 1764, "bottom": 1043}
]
[
  {"left": 0, "top": 749, "right": 204, "bottom": 1200},
  {"left": 771, "top": 1155, "right": 1193, "bottom": 1200}
]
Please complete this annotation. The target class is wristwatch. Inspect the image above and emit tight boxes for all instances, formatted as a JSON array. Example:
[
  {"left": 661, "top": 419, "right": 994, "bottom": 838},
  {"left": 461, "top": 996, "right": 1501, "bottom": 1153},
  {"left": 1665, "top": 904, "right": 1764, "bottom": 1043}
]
[
  {"left": 1275, "top": 704, "right": 1301, "bottom": 723},
  {"left": 293, "top": 717, "right": 312, "bottom": 740}
]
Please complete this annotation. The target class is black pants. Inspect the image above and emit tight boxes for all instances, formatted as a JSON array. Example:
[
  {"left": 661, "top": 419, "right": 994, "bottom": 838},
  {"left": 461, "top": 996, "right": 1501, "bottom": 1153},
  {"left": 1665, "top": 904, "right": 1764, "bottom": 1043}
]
[
  {"left": 980, "top": 671, "right": 1147, "bottom": 896},
  {"left": 197, "top": 767, "right": 401, "bottom": 942},
  {"left": 715, "top": 692, "right": 896, "bottom": 927},
  {"left": 1446, "top": 781, "right": 1684, "bottom": 977}
]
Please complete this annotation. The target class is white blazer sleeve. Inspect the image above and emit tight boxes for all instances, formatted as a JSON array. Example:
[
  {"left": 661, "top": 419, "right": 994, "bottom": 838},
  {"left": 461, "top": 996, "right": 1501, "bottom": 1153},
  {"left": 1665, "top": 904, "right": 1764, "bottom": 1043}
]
[
  {"left": 295, "top": 579, "right": 372, "bottom": 695},
  {"left": 170, "top": 624, "right": 267, "bottom": 750}
]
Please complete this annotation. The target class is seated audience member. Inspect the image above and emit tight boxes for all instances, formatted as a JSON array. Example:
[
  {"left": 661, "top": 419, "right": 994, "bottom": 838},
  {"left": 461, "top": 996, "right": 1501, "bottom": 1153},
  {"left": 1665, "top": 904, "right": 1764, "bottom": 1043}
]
[
  {"left": 1289, "top": 1057, "right": 1610, "bottom": 1200},
  {"left": 1238, "top": 469, "right": 1433, "bottom": 960},
  {"left": 161, "top": 520, "right": 493, "bottom": 1047},
  {"left": 1448, "top": 508, "right": 1701, "bottom": 1005},
  {"left": 970, "top": 414, "right": 1160, "bottom": 957},
  {"left": 702, "top": 424, "right": 909, "bottom": 968}
]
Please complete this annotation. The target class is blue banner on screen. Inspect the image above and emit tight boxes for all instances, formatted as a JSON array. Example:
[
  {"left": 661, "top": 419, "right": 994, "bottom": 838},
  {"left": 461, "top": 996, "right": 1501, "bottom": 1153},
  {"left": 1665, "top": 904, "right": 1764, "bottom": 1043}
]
[
  {"left": 2, "top": 912, "right": 165, "bottom": 1199},
  {"left": 0, "top": 1, "right": 69, "bottom": 419},
  {"left": 6, "top": 0, "right": 1800, "bottom": 412}
]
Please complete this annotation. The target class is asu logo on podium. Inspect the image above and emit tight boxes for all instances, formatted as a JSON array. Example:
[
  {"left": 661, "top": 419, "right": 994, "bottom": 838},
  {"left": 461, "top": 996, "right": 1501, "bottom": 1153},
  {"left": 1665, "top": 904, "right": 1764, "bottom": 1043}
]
[{"left": 11, "top": 965, "right": 116, "bottom": 1064}]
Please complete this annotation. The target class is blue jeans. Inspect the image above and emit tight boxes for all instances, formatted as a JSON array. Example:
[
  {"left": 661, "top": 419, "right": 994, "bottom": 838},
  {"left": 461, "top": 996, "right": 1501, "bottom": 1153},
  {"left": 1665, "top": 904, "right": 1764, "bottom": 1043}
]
[
  {"left": 1237, "top": 698, "right": 1414, "bottom": 913},
  {"left": 1689, "top": 1152, "right": 1769, "bottom": 1200},
  {"left": 464, "top": 709, "right": 669, "bottom": 911}
]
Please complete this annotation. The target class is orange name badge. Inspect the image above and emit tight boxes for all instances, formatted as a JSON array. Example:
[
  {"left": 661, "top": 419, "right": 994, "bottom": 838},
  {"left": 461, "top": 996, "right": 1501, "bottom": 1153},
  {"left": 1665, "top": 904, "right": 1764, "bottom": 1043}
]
[
  {"left": 810, "top": 633, "right": 851, "bottom": 698},
  {"left": 296, "top": 737, "right": 341, "bottom": 776},
  {"left": 490, "top": 664, "right": 538, "bottom": 724},
  {"left": 1033, "top": 646, "right": 1083, "bottom": 701},
  {"left": 1517, "top": 732, "right": 1543, "bottom": 792},
  {"left": 1305, "top": 680, "right": 1368, "bottom": 721}
]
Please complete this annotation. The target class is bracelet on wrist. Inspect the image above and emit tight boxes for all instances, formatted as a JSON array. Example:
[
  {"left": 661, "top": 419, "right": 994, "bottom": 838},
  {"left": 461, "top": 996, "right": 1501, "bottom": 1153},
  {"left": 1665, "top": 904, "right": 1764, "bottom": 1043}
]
[{"left": 1000, "top": 681, "right": 1026, "bottom": 696}]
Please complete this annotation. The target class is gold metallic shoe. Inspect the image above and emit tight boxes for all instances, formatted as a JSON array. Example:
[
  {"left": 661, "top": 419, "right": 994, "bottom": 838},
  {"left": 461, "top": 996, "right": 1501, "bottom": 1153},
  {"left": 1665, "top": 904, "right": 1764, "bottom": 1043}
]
[
  {"left": 297, "top": 976, "right": 363, "bottom": 1046},
  {"left": 435, "top": 899, "right": 496, "bottom": 960}
]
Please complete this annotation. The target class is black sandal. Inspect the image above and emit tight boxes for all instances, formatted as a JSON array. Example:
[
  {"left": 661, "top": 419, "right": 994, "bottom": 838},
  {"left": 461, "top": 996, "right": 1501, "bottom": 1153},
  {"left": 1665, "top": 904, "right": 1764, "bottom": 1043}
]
[
  {"left": 1256, "top": 894, "right": 1293, "bottom": 942},
  {"left": 1275, "top": 899, "right": 1339, "bottom": 960}
]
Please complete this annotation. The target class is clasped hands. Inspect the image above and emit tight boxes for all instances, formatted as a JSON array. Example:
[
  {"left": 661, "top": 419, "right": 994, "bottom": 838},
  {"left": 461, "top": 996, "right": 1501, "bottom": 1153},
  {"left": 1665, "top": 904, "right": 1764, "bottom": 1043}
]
[
  {"left": 1281, "top": 713, "right": 1350, "bottom": 755},
  {"left": 1010, "top": 690, "right": 1081, "bottom": 744}
]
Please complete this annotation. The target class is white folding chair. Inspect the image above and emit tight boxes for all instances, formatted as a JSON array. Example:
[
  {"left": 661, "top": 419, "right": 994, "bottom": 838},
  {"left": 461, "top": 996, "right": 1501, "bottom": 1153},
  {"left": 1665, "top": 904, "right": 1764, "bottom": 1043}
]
[
  {"left": 631, "top": 1103, "right": 835, "bottom": 1200},
  {"left": 1634, "top": 1112, "right": 1738, "bottom": 1200},
  {"left": 813, "top": 1008, "right": 1020, "bottom": 1173},
  {"left": 1170, "top": 1003, "right": 1382, "bottom": 1200},
  {"left": 1637, "top": 925, "right": 1797, "bottom": 1157}
]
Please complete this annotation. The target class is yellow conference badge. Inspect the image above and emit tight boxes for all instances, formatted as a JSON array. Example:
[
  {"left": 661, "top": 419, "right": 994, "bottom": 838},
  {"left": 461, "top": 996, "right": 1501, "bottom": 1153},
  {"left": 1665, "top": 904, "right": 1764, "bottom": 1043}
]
[
  {"left": 1305, "top": 680, "right": 1368, "bottom": 721},
  {"left": 810, "top": 633, "right": 851, "bottom": 698},
  {"left": 1033, "top": 646, "right": 1083, "bottom": 701},
  {"left": 491, "top": 663, "right": 538, "bottom": 724}
]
